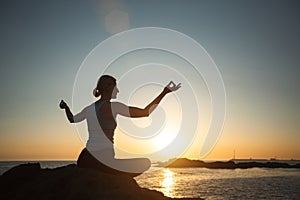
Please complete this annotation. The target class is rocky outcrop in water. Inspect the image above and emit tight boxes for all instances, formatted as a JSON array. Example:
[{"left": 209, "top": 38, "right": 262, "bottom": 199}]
[
  {"left": 157, "top": 158, "right": 300, "bottom": 169},
  {"left": 0, "top": 163, "right": 201, "bottom": 200}
]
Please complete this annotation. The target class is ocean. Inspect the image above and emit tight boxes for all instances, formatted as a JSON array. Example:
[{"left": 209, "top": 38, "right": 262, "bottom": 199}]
[{"left": 1, "top": 161, "right": 299, "bottom": 199}]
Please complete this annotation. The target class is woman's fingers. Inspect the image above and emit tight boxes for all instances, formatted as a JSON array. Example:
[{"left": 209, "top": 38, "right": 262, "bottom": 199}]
[
  {"left": 166, "top": 81, "right": 181, "bottom": 92},
  {"left": 59, "top": 100, "right": 67, "bottom": 109},
  {"left": 170, "top": 81, "right": 175, "bottom": 87},
  {"left": 176, "top": 83, "right": 181, "bottom": 88},
  {"left": 166, "top": 81, "right": 173, "bottom": 88},
  {"left": 173, "top": 83, "right": 181, "bottom": 91},
  {"left": 176, "top": 83, "right": 181, "bottom": 90},
  {"left": 59, "top": 101, "right": 63, "bottom": 108}
]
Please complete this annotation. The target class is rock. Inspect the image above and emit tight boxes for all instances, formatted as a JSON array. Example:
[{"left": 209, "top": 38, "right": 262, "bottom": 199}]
[
  {"left": 0, "top": 163, "right": 202, "bottom": 200},
  {"left": 158, "top": 158, "right": 300, "bottom": 169}
]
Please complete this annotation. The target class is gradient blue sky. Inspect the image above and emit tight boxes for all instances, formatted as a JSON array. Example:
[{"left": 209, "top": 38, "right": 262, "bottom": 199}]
[{"left": 0, "top": 0, "right": 299, "bottom": 160}]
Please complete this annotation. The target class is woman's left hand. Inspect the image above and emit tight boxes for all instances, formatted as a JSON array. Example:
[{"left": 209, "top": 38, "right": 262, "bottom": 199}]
[{"left": 164, "top": 81, "right": 181, "bottom": 93}]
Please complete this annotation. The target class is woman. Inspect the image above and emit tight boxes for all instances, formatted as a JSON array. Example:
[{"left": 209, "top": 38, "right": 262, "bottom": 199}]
[{"left": 60, "top": 75, "right": 181, "bottom": 176}]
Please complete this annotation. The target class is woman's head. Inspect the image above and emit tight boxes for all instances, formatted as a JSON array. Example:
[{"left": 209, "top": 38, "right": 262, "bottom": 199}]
[{"left": 93, "top": 75, "right": 118, "bottom": 99}]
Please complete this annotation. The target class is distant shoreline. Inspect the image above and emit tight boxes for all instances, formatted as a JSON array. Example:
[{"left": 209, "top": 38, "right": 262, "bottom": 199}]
[{"left": 156, "top": 158, "right": 300, "bottom": 169}]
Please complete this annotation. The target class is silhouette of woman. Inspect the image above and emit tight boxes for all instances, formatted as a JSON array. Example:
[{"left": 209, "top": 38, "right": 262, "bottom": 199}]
[{"left": 60, "top": 75, "right": 181, "bottom": 176}]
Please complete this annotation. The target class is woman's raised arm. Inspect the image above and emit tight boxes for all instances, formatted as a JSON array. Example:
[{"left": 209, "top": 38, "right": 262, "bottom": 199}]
[{"left": 113, "top": 81, "right": 181, "bottom": 118}]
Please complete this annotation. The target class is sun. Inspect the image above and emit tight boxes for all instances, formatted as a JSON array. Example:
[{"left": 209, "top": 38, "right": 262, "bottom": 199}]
[{"left": 152, "top": 128, "right": 178, "bottom": 150}]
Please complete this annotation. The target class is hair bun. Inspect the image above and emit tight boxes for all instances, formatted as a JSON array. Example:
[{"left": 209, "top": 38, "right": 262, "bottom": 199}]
[{"left": 93, "top": 88, "right": 100, "bottom": 97}]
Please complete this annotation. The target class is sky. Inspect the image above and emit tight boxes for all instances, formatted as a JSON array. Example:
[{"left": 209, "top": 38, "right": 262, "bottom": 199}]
[{"left": 0, "top": 0, "right": 299, "bottom": 161}]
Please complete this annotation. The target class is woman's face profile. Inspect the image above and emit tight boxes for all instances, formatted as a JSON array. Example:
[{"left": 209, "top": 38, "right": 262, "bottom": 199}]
[{"left": 111, "top": 84, "right": 119, "bottom": 99}]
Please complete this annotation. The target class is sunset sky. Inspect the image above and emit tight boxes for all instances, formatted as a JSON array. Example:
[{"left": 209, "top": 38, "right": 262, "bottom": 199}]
[{"left": 0, "top": 0, "right": 299, "bottom": 161}]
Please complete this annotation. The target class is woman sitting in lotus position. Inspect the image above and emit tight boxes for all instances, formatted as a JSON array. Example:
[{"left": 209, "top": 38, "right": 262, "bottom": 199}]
[{"left": 60, "top": 75, "right": 181, "bottom": 176}]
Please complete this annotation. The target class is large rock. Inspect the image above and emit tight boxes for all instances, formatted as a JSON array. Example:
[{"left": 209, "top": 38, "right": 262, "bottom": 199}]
[{"left": 0, "top": 163, "right": 201, "bottom": 200}]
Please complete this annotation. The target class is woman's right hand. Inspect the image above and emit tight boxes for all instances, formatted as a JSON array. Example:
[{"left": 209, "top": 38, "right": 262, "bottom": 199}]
[{"left": 59, "top": 100, "right": 68, "bottom": 109}]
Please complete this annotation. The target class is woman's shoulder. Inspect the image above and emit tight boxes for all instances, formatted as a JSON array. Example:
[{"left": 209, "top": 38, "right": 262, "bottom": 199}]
[
  {"left": 81, "top": 102, "right": 97, "bottom": 111},
  {"left": 110, "top": 101, "right": 125, "bottom": 106}
]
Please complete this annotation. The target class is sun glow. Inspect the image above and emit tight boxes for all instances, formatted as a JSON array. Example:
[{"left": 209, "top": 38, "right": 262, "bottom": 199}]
[
  {"left": 115, "top": 127, "right": 178, "bottom": 155},
  {"left": 153, "top": 128, "right": 178, "bottom": 150}
]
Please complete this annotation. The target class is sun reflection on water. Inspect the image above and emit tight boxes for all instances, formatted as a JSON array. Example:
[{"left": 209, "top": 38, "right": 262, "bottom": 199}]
[{"left": 161, "top": 168, "right": 175, "bottom": 197}]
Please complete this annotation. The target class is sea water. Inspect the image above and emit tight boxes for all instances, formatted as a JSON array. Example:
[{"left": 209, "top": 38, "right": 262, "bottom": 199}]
[
  {"left": 1, "top": 161, "right": 299, "bottom": 199},
  {"left": 135, "top": 167, "right": 300, "bottom": 199}
]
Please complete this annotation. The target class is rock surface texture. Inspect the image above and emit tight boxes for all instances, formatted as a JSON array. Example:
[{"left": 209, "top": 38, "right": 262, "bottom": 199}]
[{"left": 0, "top": 163, "right": 201, "bottom": 200}]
